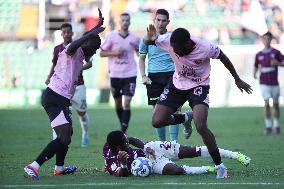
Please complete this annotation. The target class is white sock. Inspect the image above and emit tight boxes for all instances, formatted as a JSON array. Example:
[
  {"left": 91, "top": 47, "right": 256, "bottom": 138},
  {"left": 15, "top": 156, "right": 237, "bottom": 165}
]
[
  {"left": 55, "top": 165, "right": 64, "bottom": 171},
  {"left": 30, "top": 161, "right": 40, "bottom": 170},
  {"left": 52, "top": 129, "right": 57, "bottom": 140},
  {"left": 79, "top": 113, "right": 89, "bottom": 137},
  {"left": 182, "top": 165, "right": 209, "bottom": 174},
  {"left": 273, "top": 118, "right": 280, "bottom": 128},
  {"left": 197, "top": 146, "right": 237, "bottom": 159},
  {"left": 265, "top": 117, "right": 273, "bottom": 128}
]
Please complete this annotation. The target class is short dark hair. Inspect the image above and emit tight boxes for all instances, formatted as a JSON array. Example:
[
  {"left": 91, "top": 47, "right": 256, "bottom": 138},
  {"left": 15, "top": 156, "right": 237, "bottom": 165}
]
[
  {"left": 60, "top": 23, "right": 72, "bottom": 30},
  {"left": 120, "top": 12, "right": 130, "bottom": 17},
  {"left": 155, "top": 9, "right": 169, "bottom": 19},
  {"left": 262, "top": 31, "right": 273, "bottom": 39},
  {"left": 107, "top": 130, "right": 125, "bottom": 151},
  {"left": 170, "top": 28, "right": 191, "bottom": 46}
]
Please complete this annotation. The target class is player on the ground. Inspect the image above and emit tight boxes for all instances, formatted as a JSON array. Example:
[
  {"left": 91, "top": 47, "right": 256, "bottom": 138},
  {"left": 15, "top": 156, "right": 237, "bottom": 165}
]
[
  {"left": 24, "top": 9, "right": 105, "bottom": 180},
  {"left": 45, "top": 23, "right": 92, "bottom": 147},
  {"left": 103, "top": 130, "right": 251, "bottom": 177},
  {"left": 254, "top": 32, "right": 283, "bottom": 135},
  {"left": 139, "top": 9, "right": 192, "bottom": 141},
  {"left": 144, "top": 26, "right": 253, "bottom": 178},
  {"left": 100, "top": 13, "right": 140, "bottom": 133}
]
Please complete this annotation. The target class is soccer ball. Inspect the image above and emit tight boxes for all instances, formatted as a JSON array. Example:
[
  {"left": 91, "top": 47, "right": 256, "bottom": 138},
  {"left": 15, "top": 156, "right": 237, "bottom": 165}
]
[{"left": 131, "top": 157, "right": 153, "bottom": 177}]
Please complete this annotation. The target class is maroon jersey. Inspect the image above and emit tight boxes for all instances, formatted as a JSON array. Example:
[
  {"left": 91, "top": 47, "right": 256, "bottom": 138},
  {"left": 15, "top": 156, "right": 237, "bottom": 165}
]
[
  {"left": 52, "top": 43, "right": 84, "bottom": 86},
  {"left": 102, "top": 143, "right": 145, "bottom": 175},
  {"left": 254, "top": 48, "right": 283, "bottom": 86}
]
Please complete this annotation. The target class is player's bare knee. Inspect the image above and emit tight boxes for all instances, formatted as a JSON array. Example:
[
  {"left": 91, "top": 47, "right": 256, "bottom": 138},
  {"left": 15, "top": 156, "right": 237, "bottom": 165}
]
[{"left": 152, "top": 117, "right": 164, "bottom": 128}]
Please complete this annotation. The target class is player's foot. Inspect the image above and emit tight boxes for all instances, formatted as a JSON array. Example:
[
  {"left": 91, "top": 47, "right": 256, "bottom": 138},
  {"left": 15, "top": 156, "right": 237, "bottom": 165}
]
[
  {"left": 81, "top": 134, "right": 89, "bottom": 147},
  {"left": 183, "top": 109, "right": 193, "bottom": 139},
  {"left": 53, "top": 166, "right": 77, "bottom": 176},
  {"left": 236, "top": 152, "right": 251, "bottom": 167},
  {"left": 216, "top": 163, "right": 228, "bottom": 179},
  {"left": 274, "top": 127, "right": 280, "bottom": 135},
  {"left": 264, "top": 127, "right": 272, "bottom": 135},
  {"left": 24, "top": 165, "right": 39, "bottom": 180},
  {"left": 204, "top": 166, "right": 216, "bottom": 174}
]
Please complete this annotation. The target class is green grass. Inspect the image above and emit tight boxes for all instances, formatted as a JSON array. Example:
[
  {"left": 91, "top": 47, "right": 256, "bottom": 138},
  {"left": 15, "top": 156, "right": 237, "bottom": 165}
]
[{"left": 0, "top": 107, "right": 284, "bottom": 189}]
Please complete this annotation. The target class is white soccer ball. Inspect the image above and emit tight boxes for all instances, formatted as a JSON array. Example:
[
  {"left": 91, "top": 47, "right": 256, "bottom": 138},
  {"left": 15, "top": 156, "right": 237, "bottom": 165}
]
[{"left": 131, "top": 157, "right": 153, "bottom": 177}]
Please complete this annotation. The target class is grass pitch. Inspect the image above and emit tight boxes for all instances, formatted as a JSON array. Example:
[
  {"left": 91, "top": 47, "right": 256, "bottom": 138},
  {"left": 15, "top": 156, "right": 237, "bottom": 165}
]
[{"left": 0, "top": 107, "right": 284, "bottom": 189}]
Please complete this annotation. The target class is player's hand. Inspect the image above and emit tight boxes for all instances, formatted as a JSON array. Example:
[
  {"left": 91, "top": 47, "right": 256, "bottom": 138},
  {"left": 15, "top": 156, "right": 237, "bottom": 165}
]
[
  {"left": 118, "top": 151, "right": 129, "bottom": 165},
  {"left": 235, "top": 78, "right": 253, "bottom": 94},
  {"left": 45, "top": 78, "right": 50, "bottom": 85},
  {"left": 147, "top": 24, "right": 158, "bottom": 42},
  {"left": 142, "top": 75, "right": 152, "bottom": 85},
  {"left": 145, "top": 147, "right": 156, "bottom": 160},
  {"left": 113, "top": 48, "right": 124, "bottom": 57},
  {"left": 92, "top": 8, "right": 104, "bottom": 30}
]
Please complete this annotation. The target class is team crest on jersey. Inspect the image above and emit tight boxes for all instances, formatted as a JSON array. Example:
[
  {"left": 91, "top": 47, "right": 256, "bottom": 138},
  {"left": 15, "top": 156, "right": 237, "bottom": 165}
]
[
  {"left": 258, "top": 56, "right": 264, "bottom": 61},
  {"left": 193, "top": 87, "right": 203, "bottom": 96}
]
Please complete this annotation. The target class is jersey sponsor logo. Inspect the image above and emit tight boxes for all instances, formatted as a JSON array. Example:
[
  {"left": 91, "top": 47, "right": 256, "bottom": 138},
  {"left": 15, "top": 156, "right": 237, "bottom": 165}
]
[
  {"left": 178, "top": 65, "right": 196, "bottom": 78},
  {"left": 193, "top": 87, "right": 203, "bottom": 96},
  {"left": 194, "top": 59, "right": 203, "bottom": 64},
  {"left": 258, "top": 56, "right": 264, "bottom": 61}
]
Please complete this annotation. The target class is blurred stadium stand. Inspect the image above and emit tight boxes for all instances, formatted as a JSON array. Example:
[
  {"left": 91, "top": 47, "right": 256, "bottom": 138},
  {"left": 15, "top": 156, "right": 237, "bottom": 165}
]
[{"left": 0, "top": 0, "right": 283, "bottom": 107}]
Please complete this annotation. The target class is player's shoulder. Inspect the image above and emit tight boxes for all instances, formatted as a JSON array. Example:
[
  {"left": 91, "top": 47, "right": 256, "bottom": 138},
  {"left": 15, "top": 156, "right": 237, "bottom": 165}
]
[
  {"left": 129, "top": 31, "right": 140, "bottom": 39},
  {"left": 54, "top": 43, "right": 64, "bottom": 51}
]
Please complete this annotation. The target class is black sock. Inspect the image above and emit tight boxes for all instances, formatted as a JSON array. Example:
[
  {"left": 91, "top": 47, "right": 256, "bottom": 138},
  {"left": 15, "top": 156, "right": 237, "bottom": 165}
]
[
  {"left": 209, "top": 148, "right": 222, "bottom": 165},
  {"left": 121, "top": 110, "right": 131, "bottom": 133},
  {"left": 35, "top": 138, "right": 66, "bottom": 166},
  {"left": 172, "top": 114, "right": 186, "bottom": 124},
  {"left": 55, "top": 145, "right": 68, "bottom": 166},
  {"left": 116, "top": 108, "right": 123, "bottom": 123}
]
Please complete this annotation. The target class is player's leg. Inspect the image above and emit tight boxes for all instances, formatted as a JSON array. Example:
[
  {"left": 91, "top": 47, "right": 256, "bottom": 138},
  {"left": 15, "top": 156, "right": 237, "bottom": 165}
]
[
  {"left": 179, "top": 145, "right": 251, "bottom": 166},
  {"left": 25, "top": 88, "right": 76, "bottom": 180},
  {"left": 152, "top": 81, "right": 189, "bottom": 128},
  {"left": 120, "top": 77, "right": 136, "bottom": 133},
  {"left": 189, "top": 86, "right": 227, "bottom": 178},
  {"left": 110, "top": 78, "right": 124, "bottom": 128},
  {"left": 272, "top": 85, "right": 280, "bottom": 134},
  {"left": 147, "top": 75, "right": 167, "bottom": 141},
  {"left": 121, "top": 95, "right": 132, "bottom": 133},
  {"left": 260, "top": 85, "right": 273, "bottom": 134},
  {"left": 72, "top": 85, "right": 89, "bottom": 147}
]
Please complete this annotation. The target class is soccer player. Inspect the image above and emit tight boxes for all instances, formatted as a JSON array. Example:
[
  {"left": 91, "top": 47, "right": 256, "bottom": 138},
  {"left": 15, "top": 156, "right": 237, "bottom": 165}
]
[
  {"left": 45, "top": 23, "right": 92, "bottom": 147},
  {"left": 139, "top": 9, "right": 192, "bottom": 141},
  {"left": 254, "top": 32, "right": 283, "bottom": 135},
  {"left": 100, "top": 13, "right": 140, "bottom": 133},
  {"left": 144, "top": 25, "right": 253, "bottom": 178},
  {"left": 24, "top": 9, "right": 105, "bottom": 180},
  {"left": 103, "top": 130, "right": 251, "bottom": 176}
]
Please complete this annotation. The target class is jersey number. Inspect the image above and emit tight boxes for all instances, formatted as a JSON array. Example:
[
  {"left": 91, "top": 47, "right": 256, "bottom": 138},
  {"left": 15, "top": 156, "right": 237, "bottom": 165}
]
[{"left": 159, "top": 142, "right": 171, "bottom": 150}]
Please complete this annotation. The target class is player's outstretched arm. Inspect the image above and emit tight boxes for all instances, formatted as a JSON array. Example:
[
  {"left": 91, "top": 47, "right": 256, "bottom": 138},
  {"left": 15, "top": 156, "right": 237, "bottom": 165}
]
[
  {"left": 143, "top": 24, "right": 158, "bottom": 45},
  {"left": 67, "top": 9, "right": 105, "bottom": 55},
  {"left": 128, "top": 137, "right": 145, "bottom": 149},
  {"left": 218, "top": 50, "right": 253, "bottom": 94}
]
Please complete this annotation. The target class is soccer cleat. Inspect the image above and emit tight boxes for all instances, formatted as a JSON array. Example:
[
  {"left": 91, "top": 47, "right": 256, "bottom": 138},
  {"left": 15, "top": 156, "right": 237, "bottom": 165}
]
[
  {"left": 24, "top": 165, "right": 39, "bottom": 180},
  {"left": 81, "top": 135, "right": 89, "bottom": 147},
  {"left": 183, "top": 109, "right": 193, "bottom": 139},
  {"left": 236, "top": 152, "right": 251, "bottom": 167},
  {"left": 53, "top": 166, "right": 77, "bottom": 176},
  {"left": 274, "top": 127, "right": 280, "bottom": 135},
  {"left": 204, "top": 166, "right": 216, "bottom": 174},
  {"left": 216, "top": 164, "right": 228, "bottom": 179},
  {"left": 264, "top": 127, "right": 272, "bottom": 135}
]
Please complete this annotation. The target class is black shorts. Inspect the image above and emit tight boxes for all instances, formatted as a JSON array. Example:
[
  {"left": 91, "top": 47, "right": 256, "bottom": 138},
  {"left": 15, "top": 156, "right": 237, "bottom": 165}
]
[
  {"left": 146, "top": 71, "right": 174, "bottom": 105},
  {"left": 110, "top": 77, "right": 136, "bottom": 98},
  {"left": 41, "top": 88, "right": 72, "bottom": 127},
  {"left": 157, "top": 80, "right": 210, "bottom": 111}
]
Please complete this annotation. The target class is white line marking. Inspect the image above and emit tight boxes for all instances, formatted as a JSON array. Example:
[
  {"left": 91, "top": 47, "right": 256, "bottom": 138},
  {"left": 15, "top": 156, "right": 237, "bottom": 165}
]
[{"left": 1, "top": 182, "right": 283, "bottom": 188}]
